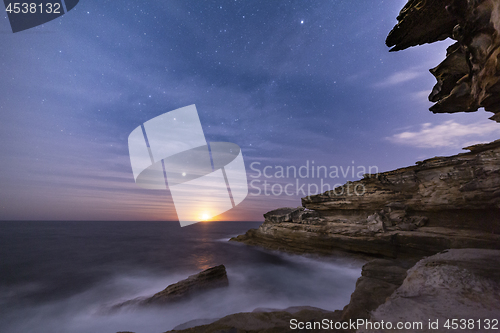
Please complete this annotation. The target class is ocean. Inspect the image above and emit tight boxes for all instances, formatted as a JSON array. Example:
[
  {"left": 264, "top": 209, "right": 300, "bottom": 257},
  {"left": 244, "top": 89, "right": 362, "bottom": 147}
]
[{"left": 0, "top": 221, "right": 363, "bottom": 333}]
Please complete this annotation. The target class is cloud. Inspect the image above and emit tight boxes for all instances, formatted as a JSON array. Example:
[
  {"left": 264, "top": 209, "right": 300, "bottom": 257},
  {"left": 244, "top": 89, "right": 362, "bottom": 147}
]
[
  {"left": 410, "top": 90, "right": 431, "bottom": 101},
  {"left": 387, "top": 120, "right": 500, "bottom": 148},
  {"left": 374, "top": 70, "right": 422, "bottom": 87}
]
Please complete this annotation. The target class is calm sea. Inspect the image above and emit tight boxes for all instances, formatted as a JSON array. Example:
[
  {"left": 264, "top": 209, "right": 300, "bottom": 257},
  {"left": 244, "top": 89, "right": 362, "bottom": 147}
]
[{"left": 0, "top": 221, "right": 362, "bottom": 333}]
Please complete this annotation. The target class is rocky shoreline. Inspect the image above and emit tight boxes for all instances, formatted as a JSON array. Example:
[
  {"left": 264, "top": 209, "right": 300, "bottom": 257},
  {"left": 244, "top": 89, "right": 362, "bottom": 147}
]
[
  {"left": 121, "top": 0, "right": 500, "bottom": 331},
  {"left": 165, "top": 249, "right": 500, "bottom": 333},
  {"left": 184, "top": 139, "right": 499, "bottom": 332},
  {"left": 199, "top": 140, "right": 499, "bottom": 332}
]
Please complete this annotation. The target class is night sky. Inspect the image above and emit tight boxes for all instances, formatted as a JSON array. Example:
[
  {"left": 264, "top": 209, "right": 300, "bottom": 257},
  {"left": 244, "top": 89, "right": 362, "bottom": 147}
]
[{"left": 1, "top": 0, "right": 500, "bottom": 222}]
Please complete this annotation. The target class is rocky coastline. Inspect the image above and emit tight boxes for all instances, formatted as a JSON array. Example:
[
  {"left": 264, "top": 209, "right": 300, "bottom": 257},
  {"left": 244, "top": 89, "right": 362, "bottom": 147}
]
[
  {"left": 121, "top": 0, "right": 500, "bottom": 331},
  {"left": 211, "top": 139, "right": 500, "bottom": 332},
  {"left": 231, "top": 140, "right": 500, "bottom": 258},
  {"left": 159, "top": 136, "right": 500, "bottom": 332},
  {"left": 165, "top": 249, "right": 500, "bottom": 333}
]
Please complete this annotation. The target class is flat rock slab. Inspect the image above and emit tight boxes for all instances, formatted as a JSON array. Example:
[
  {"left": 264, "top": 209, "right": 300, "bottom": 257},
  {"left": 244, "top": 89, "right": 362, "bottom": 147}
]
[{"left": 365, "top": 249, "right": 500, "bottom": 332}]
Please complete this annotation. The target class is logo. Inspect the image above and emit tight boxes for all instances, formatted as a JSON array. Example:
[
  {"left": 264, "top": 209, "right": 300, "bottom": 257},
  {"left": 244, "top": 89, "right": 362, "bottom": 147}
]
[
  {"left": 3, "top": 0, "right": 79, "bottom": 33},
  {"left": 128, "top": 105, "right": 249, "bottom": 227}
]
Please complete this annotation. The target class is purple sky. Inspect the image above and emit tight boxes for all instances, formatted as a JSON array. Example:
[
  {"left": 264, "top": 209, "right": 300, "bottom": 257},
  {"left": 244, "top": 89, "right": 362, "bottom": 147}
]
[{"left": 1, "top": 0, "right": 499, "bottom": 222}]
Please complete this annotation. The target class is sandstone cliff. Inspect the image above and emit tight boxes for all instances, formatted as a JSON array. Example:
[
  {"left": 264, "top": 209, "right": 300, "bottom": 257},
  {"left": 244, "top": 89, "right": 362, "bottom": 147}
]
[
  {"left": 387, "top": 0, "right": 500, "bottom": 122},
  {"left": 232, "top": 140, "right": 500, "bottom": 258}
]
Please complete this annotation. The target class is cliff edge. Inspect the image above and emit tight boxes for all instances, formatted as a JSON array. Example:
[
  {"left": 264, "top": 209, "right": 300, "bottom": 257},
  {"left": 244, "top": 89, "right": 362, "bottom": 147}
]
[{"left": 232, "top": 140, "right": 500, "bottom": 258}]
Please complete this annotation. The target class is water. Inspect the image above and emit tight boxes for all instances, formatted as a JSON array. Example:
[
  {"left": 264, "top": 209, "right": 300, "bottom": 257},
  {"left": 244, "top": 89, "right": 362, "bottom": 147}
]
[{"left": 0, "top": 221, "right": 363, "bottom": 333}]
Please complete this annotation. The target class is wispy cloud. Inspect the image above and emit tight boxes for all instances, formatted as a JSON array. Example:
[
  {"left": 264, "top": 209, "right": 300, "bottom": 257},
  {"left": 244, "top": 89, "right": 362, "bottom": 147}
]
[
  {"left": 387, "top": 120, "right": 500, "bottom": 148},
  {"left": 410, "top": 90, "right": 431, "bottom": 101},
  {"left": 374, "top": 70, "right": 422, "bottom": 88}
]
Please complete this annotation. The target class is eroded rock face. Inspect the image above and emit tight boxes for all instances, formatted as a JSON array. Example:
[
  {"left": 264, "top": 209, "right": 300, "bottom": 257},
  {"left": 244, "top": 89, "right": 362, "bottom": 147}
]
[
  {"left": 387, "top": 0, "right": 500, "bottom": 122},
  {"left": 341, "top": 259, "right": 416, "bottom": 321},
  {"left": 303, "top": 140, "right": 500, "bottom": 225},
  {"left": 365, "top": 249, "right": 500, "bottom": 333},
  {"left": 232, "top": 140, "right": 500, "bottom": 257},
  {"left": 386, "top": 0, "right": 459, "bottom": 52}
]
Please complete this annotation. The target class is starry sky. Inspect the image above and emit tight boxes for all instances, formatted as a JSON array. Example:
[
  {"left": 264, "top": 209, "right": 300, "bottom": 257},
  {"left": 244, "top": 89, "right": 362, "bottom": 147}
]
[{"left": 1, "top": 0, "right": 500, "bottom": 222}]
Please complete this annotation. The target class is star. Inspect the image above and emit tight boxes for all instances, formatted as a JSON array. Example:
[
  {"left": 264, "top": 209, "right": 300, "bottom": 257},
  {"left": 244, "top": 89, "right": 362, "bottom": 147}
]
[{"left": 301, "top": 20, "right": 304, "bottom": 24}]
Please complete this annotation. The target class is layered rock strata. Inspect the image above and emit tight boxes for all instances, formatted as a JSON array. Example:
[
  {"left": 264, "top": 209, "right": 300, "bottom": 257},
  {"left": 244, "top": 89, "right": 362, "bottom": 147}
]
[
  {"left": 232, "top": 140, "right": 500, "bottom": 258},
  {"left": 387, "top": 0, "right": 500, "bottom": 122}
]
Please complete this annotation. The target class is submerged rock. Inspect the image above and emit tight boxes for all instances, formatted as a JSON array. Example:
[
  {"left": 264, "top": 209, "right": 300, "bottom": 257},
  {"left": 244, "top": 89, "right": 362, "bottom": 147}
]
[
  {"left": 144, "top": 265, "right": 228, "bottom": 305},
  {"left": 113, "top": 265, "right": 228, "bottom": 309}
]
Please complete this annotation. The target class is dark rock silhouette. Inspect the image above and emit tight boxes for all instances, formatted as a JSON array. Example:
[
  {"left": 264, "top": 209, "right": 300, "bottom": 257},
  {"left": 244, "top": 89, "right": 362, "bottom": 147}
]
[
  {"left": 112, "top": 265, "right": 228, "bottom": 310},
  {"left": 144, "top": 265, "right": 228, "bottom": 305},
  {"left": 387, "top": 0, "right": 500, "bottom": 121}
]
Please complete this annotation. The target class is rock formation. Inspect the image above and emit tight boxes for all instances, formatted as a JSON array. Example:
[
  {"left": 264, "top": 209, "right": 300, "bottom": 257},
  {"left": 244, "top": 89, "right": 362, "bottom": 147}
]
[
  {"left": 144, "top": 265, "right": 228, "bottom": 305},
  {"left": 125, "top": 2, "right": 500, "bottom": 332},
  {"left": 167, "top": 306, "right": 345, "bottom": 333},
  {"left": 224, "top": 3, "right": 500, "bottom": 325},
  {"left": 113, "top": 265, "right": 228, "bottom": 309},
  {"left": 165, "top": 250, "right": 500, "bottom": 333},
  {"left": 387, "top": 0, "right": 500, "bottom": 122},
  {"left": 232, "top": 140, "right": 500, "bottom": 257},
  {"left": 340, "top": 259, "right": 416, "bottom": 321},
  {"left": 364, "top": 249, "right": 500, "bottom": 333}
]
